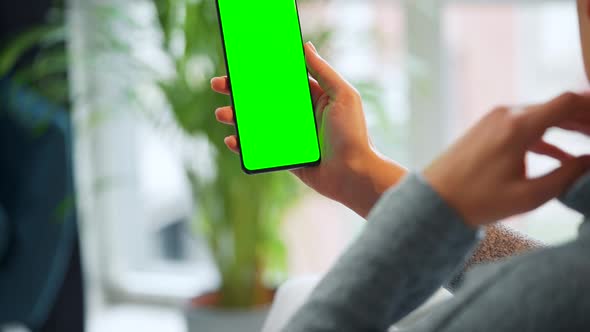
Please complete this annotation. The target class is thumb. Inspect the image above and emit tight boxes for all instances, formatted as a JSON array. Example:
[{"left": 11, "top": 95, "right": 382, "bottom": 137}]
[
  {"left": 304, "top": 42, "right": 349, "bottom": 96},
  {"left": 526, "top": 155, "right": 590, "bottom": 204}
]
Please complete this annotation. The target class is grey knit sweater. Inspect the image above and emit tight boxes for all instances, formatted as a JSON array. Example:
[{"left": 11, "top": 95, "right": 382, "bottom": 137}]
[{"left": 283, "top": 172, "right": 590, "bottom": 332}]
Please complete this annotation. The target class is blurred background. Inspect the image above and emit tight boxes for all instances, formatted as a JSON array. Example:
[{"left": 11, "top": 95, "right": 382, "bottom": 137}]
[{"left": 1, "top": 0, "right": 589, "bottom": 331}]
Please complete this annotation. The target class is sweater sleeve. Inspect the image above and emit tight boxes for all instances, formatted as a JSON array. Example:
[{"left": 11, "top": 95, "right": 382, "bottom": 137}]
[
  {"left": 283, "top": 173, "right": 482, "bottom": 332},
  {"left": 400, "top": 220, "right": 590, "bottom": 332},
  {"left": 559, "top": 172, "right": 590, "bottom": 217}
]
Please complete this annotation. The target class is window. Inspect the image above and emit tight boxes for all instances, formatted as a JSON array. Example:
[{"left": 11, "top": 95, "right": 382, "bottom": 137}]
[
  {"left": 443, "top": 2, "right": 589, "bottom": 243},
  {"left": 70, "top": 1, "right": 587, "bottom": 330}
]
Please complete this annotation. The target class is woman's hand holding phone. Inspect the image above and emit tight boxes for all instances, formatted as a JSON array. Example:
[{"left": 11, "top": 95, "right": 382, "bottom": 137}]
[
  {"left": 213, "top": 43, "right": 590, "bottom": 227},
  {"left": 211, "top": 42, "right": 407, "bottom": 217}
]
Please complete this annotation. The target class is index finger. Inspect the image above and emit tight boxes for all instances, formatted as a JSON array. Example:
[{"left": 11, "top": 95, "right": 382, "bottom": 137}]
[
  {"left": 519, "top": 92, "right": 590, "bottom": 136},
  {"left": 211, "top": 76, "right": 230, "bottom": 95},
  {"left": 304, "top": 42, "right": 354, "bottom": 97}
]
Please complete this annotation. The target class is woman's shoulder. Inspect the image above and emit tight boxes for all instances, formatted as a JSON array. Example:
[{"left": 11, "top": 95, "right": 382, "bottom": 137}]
[
  {"left": 441, "top": 238, "right": 590, "bottom": 330},
  {"left": 459, "top": 234, "right": 590, "bottom": 299}
]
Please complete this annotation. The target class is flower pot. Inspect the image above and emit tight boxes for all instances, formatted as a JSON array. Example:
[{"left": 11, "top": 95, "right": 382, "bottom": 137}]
[{"left": 184, "top": 292, "right": 272, "bottom": 332}]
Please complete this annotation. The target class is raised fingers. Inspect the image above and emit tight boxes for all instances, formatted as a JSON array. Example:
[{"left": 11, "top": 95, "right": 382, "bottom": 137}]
[
  {"left": 519, "top": 92, "right": 590, "bottom": 138},
  {"left": 558, "top": 118, "right": 590, "bottom": 136},
  {"left": 304, "top": 42, "right": 353, "bottom": 97},
  {"left": 529, "top": 140, "right": 574, "bottom": 162},
  {"left": 308, "top": 76, "right": 324, "bottom": 106},
  {"left": 224, "top": 135, "right": 239, "bottom": 154},
  {"left": 517, "top": 155, "right": 590, "bottom": 209},
  {"left": 211, "top": 76, "right": 230, "bottom": 95},
  {"left": 215, "top": 106, "right": 235, "bottom": 125}
]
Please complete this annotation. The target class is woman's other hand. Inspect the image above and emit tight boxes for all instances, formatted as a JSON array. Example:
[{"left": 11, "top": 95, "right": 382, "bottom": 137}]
[{"left": 424, "top": 93, "right": 590, "bottom": 227}]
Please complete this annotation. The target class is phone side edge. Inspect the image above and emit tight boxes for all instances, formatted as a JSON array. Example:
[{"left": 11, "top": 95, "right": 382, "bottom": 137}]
[{"left": 214, "top": 0, "right": 251, "bottom": 174}]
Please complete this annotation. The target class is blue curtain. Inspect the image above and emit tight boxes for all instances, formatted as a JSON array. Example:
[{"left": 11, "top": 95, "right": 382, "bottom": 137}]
[{"left": 0, "top": 77, "right": 80, "bottom": 330}]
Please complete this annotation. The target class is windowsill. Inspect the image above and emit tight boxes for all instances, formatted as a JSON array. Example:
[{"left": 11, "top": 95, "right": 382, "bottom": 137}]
[
  {"left": 88, "top": 304, "right": 186, "bottom": 332},
  {"left": 105, "top": 264, "right": 218, "bottom": 305}
]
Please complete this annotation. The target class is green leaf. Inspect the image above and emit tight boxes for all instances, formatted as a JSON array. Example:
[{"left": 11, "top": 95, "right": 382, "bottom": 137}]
[
  {"left": 0, "top": 25, "right": 60, "bottom": 77},
  {"left": 13, "top": 49, "right": 68, "bottom": 84}
]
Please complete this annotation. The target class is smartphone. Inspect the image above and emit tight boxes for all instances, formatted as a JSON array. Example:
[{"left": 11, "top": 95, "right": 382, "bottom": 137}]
[{"left": 215, "top": 0, "right": 321, "bottom": 174}]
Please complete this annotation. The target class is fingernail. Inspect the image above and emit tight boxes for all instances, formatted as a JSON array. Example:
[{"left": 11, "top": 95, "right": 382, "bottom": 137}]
[{"left": 224, "top": 136, "right": 233, "bottom": 145}]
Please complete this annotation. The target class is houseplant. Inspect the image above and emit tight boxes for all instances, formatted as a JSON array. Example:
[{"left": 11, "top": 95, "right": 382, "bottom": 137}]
[
  {"left": 152, "top": 0, "right": 329, "bottom": 330},
  {"left": 0, "top": 0, "right": 68, "bottom": 108}
]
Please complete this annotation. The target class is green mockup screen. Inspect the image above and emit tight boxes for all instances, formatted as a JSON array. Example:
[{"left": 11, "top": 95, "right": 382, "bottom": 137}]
[{"left": 216, "top": 0, "right": 321, "bottom": 173}]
